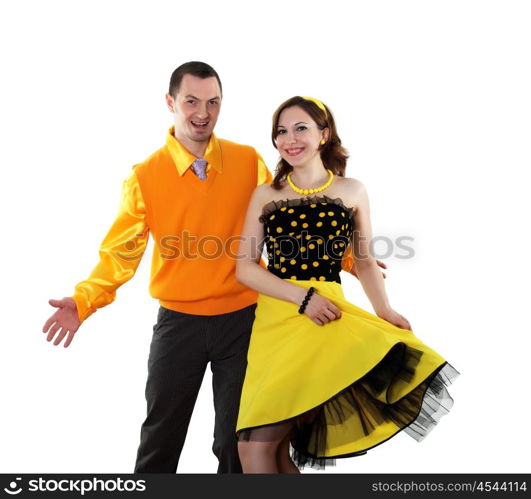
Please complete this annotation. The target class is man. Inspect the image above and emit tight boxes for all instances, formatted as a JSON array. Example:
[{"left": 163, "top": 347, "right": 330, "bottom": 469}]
[{"left": 42, "top": 61, "right": 384, "bottom": 473}]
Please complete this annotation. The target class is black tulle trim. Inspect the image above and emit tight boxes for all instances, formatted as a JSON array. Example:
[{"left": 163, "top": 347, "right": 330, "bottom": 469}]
[
  {"left": 259, "top": 195, "right": 356, "bottom": 225},
  {"left": 238, "top": 343, "right": 460, "bottom": 471}
]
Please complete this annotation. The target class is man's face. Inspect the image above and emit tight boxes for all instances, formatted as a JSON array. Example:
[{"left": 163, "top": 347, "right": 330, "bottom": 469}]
[{"left": 166, "top": 74, "right": 222, "bottom": 145}]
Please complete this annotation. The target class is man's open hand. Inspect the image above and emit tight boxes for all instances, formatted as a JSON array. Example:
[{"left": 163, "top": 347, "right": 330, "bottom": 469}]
[{"left": 42, "top": 297, "right": 81, "bottom": 347}]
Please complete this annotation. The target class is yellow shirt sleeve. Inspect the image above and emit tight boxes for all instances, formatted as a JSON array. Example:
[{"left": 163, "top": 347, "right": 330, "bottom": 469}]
[
  {"left": 340, "top": 245, "right": 355, "bottom": 274},
  {"left": 72, "top": 169, "right": 149, "bottom": 323},
  {"left": 256, "top": 153, "right": 273, "bottom": 185}
]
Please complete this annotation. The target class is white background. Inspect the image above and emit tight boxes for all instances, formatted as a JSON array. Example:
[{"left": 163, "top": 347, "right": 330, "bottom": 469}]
[{"left": 1, "top": 0, "right": 529, "bottom": 474}]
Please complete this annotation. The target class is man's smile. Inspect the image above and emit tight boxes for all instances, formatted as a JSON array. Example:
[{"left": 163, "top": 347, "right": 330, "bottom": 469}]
[{"left": 191, "top": 120, "right": 209, "bottom": 129}]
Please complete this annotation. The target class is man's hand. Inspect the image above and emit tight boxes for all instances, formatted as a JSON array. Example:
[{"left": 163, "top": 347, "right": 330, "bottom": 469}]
[
  {"left": 351, "top": 259, "right": 387, "bottom": 280},
  {"left": 42, "top": 297, "right": 81, "bottom": 347}
]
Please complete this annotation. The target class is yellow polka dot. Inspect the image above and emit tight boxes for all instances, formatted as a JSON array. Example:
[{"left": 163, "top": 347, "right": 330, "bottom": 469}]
[
  {"left": 280, "top": 207, "right": 287, "bottom": 211},
  {"left": 289, "top": 232, "right": 294, "bottom": 236},
  {"left": 319, "top": 212, "right": 326, "bottom": 217},
  {"left": 328, "top": 211, "right": 334, "bottom": 216},
  {"left": 328, "top": 235, "right": 334, "bottom": 239},
  {"left": 269, "top": 215, "right": 275, "bottom": 220},
  {"left": 310, "top": 277, "right": 317, "bottom": 281},
  {"left": 291, "top": 221, "right": 297, "bottom": 227},
  {"left": 339, "top": 251, "right": 344, "bottom": 256},
  {"left": 288, "top": 208, "right": 294, "bottom": 213},
  {"left": 317, "top": 239, "right": 323, "bottom": 245},
  {"left": 331, "top": 220, "right": 338, "bottom": 226},
  {"left": 334, "top": 244, "right": 338, "bottom": 249},
  {"left": 276, "top": 227, "right": 283, "bottom": 233},
  {"left": 301, "top": 247, "right": 307, "bottom": 252},
  {"left": 321, "top": 202, "right": 327, "bottom": 205},
  {"left": 280, "top": 257, "right": 286, "bottom": 262},
  {"left": 309, "top": 243, "right": 315, "bottom": 249},
  {"left": 341, "top": 212, "right": 345, "bottom": 217},
  {"left": 267, "top": 227, "right": 270, "bottom": 233},
  {"left": 276, "top": 250, "right": 281, "bottom": 255},
  {"left": 269, "top": 236, "right": 275, "bottom": 241},
  {"left": 313, "top": 262, "right": 319, "bottom": 267},
  {"left": 274, "top": 243, "right": 279, "bottom": 248},
  {"left": 281, "top": 267, "right": 287, "bottom": 273},
  {"left": 299, "top": 214, "right": 306, "bottom": 219},
  {"left": 301, "top": 264, "right": 308, "bottom": 270},
  {"left": 336, "top": 230, "right": 341, "bottom": 235},
  {"left": 296, "top": 234, "right": 302, "bottom": 239},
  {"left": 339, "top": 242, "right": 344, "bottom": 247},
  {"left": 319, "top": 276, "right": 326, "bottom": 281},
  {"left": 305, "top": 235, "right": 311, "bottom": 240},
  {"left": 290, "top": 259, "right": 296, "bottom": 265},
  {"left": 323, "top": 255, "right": 329, "bottom": 260},
  {"left": 290, "top": 276, "right": 297, "bottom": 280},
  {"left": 274, "top": 264, "right": 280, "bottom": 268},
  {"left": 316, "top": 221, "right": 323, "bottom": 227},
  {"left": 302, "top": 223, "right": 308, "bottom": 228},
  {"left": 310, "top": 204, "right": 316, "bottom": 208}
]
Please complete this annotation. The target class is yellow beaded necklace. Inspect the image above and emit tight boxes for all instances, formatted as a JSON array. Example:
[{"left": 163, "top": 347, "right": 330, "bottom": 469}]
[{"left": 287, "top": 169, "right": 334, "bottom": 195}]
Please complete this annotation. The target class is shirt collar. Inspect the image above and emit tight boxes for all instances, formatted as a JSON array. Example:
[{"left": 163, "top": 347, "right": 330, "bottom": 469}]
[{"left": 165, "top": 126, "right": 223, "bottom": 176}]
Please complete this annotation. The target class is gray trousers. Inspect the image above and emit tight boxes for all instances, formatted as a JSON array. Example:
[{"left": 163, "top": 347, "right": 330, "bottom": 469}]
[{"left": 134, "top": 303, "right": 257, "bottom": 473}]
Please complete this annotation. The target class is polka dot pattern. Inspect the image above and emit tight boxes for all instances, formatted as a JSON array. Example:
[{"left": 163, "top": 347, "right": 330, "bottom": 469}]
[{"left": 259, "top": 196, "right": 354, "bottom": 283}]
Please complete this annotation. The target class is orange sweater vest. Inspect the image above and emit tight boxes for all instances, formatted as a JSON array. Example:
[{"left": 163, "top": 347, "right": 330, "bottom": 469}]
[{"left": 135, "top": 139, "right": 263, "bottom": 315}]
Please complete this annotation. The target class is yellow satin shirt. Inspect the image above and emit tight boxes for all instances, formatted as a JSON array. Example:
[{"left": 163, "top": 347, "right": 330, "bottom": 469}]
[{"left": 72, "top": 129, "right": 271, "bottom": 322}]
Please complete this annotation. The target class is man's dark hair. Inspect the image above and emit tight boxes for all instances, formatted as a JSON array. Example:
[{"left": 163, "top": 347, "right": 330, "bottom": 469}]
[{"left": 168, "top": 61, "right": 222, "bottom": 97}]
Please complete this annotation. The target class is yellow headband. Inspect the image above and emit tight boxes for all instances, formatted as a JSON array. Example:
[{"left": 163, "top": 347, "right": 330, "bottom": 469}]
[{"left": 303, "top": 96, "right": 327, "bottom": 117}]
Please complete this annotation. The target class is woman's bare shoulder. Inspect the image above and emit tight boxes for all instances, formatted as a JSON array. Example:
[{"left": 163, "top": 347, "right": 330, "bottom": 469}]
[
  {"left": 255, "top": 180, "right": 291, "bottom": 199},
  {"left": 336, "top": 175, "right": 365, "bottom": 189},
  {"left": 251, "top": 183, "right": 288, "bottom": 212},
  {"left": 253, "top": 183, "right": 277, "bottom": 199},
  {"left": 334, "top": 176, "right": 367, "bottom": 208}
]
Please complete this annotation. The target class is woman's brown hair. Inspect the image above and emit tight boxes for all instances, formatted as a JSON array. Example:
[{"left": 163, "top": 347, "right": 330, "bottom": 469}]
[{"left": 270, "top": 96, "right": 349, "bottom": 190}]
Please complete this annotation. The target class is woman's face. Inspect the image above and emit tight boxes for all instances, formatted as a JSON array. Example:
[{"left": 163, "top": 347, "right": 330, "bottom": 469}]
[{"left": 275, "top": 106, "right": 328, "bottom": 168}]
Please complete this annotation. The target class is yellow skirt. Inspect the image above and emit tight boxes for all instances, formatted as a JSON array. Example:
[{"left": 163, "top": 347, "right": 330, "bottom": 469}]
[{"left": 236, "top": 279, "right": 459, "bottom": 468}]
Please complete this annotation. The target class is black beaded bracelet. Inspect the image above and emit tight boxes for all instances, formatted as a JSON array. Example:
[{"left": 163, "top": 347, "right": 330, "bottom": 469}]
[{"left": 298, "top": 287, "right": 316, "bottom": 314}]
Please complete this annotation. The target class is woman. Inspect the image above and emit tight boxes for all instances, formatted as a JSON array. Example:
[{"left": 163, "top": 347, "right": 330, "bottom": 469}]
[{"left": 235, "top": 96, "right": 459, "bottom": 473}]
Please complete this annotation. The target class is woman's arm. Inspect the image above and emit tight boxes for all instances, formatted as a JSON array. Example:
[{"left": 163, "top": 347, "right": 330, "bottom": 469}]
[
  {"left": 349, "top": 180, "right": 411, "bottom": 329},
  {"left": 236, "top": 185, "right": 341, "bottom": 326}
]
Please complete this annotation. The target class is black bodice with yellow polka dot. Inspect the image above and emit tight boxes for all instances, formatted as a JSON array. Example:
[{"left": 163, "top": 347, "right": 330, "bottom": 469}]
[{"left": 259, "top": 195, "right": 355, "bottom": 283}]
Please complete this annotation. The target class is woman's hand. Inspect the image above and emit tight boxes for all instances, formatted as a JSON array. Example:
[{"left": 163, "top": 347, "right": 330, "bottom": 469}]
[
  {"left": 304, "top": 293, "right": 342, "bottom": 326},
  {"left": 377, "top": 308, "right": 412, "bottom": 331}
]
